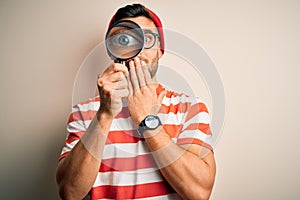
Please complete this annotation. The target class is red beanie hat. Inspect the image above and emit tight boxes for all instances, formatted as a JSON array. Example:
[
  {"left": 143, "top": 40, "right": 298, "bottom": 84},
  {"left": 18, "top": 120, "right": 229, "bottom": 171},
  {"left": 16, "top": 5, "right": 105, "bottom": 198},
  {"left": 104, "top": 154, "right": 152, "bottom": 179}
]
[{"left": 108, "top": 7, "right": 165, "bottom": 55}]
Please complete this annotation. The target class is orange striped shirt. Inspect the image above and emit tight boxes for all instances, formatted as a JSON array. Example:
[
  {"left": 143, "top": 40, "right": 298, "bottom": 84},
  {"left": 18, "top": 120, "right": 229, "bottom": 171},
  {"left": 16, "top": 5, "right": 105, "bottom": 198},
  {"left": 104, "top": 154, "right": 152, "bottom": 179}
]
[{"left": 60, "top": 84, "right": 213, "bottom": 199}]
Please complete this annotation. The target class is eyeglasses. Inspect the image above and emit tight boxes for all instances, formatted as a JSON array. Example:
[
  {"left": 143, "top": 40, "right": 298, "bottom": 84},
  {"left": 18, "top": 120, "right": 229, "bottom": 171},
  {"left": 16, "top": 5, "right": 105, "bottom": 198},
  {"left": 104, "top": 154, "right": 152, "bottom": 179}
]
[{"left": 144, "top": 30, "right": 160, "bottom": 49}]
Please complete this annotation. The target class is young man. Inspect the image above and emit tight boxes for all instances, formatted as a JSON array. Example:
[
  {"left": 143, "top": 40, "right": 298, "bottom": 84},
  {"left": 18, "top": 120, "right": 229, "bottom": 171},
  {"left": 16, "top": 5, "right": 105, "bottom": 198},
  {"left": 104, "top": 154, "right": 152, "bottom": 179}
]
[{"left": 56, "top": 4, "right": 216, "bottom": 200}]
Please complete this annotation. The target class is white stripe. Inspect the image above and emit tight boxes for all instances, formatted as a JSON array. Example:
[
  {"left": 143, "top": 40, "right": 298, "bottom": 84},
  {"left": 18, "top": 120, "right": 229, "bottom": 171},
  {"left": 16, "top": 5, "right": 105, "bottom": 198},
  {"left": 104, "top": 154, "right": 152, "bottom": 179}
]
[
  {"left": 68, "top": 117, "right": 137, "bottom": 133},
  {"left": 61, "top": 140, "right": 79, "bottom": 154},
  {"left": 72, "top": 94, "right": 204, "bottom": 113},
  {"left": 102, "top": 138, "right": 179, "bottom": 160},
  {"left": 110, "top": 117, "right": 137, "bottom": 131},
  {"left": 93, "top": 168, "right": 163, "bottom": 186},
  {"left": 171, "top": 138, "right": 177, "bottom": 143},
  {"left": 73, "top": 101, "right": 99, "bottom": 112},
  {"left": 182, "top": 112, "right": 210, "bottom": 130},
  {"left": 67, "top": 113, "right": 186, "bottom": 133},
  {"left": 102, "top": 140, "right": 149, "bottom": 159},
  {"left": 60, "top": 147, "right": 70, "bottom": 155},
  {"left": 99, "top": 199, "right": 114, "bottom": 200},
  {"left": 179, "top": 130, "right": 212, "bottom": 145},
  {"left": 158, "top": 112, "right": 187, "bottom": 125},
  {"left": 134, "top": 193, "right": 180, "bottom": 200},
  {"left": 162, "top": 95, "right": 203, "bottom": 106},
  {"left": 67, "top": 120, "right": 90, "bottom": 132},
  {"left": 73, "top": 99, "right": 128, "bottom": 113}
]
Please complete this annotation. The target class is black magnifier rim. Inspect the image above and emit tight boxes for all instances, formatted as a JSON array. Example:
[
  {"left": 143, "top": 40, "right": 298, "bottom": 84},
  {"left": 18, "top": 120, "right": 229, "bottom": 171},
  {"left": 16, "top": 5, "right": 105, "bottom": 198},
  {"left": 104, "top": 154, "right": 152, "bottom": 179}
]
[{"left": 105, "top": 19, "right": 145, "bottom": 62}]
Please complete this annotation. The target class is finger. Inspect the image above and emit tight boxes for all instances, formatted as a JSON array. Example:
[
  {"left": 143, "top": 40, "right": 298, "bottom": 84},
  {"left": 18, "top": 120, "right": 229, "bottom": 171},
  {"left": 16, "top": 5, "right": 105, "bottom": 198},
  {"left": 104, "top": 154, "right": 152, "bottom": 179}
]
[
  {"left": 99, "top": 77, "right": 127, "bottom": 93},
  {"left": 149, "top": 90, "right": 167, "bottom": 115},
  {"left": 101, "top": 71, "right": 125, "bottom": 85},
  {"left": 157, "top": 90, "right": 167, "bottom": 104},
  {"left": 102, "top": 63, "right": 127, "bottom": 77},
  {"left": 102, "top": 84, "right": 114, "bottom": 96},
  {"left": 114, "top": 74, "right": 128, "bottom": 90},
  {"left": 113, "top": 88, "right": 129, "bottom": 98},
  {"left": 129, "top": 60, "right": 139, "bottom": 91},
  {"left": 134, "top": 58, "right": 146, "bottom": 88},
  {"left": 125, "top": 72, "right": 133, "bottom": 96},
  {"left": 141, "top": 61, "right": 152, "bottom": 85},
  {"left": 112, "top": 63, "right": 128, "bottom": 74}
]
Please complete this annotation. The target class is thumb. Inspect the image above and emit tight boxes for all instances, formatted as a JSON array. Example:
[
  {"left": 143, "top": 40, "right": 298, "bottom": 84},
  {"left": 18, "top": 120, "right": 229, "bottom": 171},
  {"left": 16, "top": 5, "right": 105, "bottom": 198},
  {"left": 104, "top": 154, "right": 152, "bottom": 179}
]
[
  {"left": 149, "top": 90, "right": 167, "bottom": 115},
  {"left": 157, "top": 90, "right": 167, "bottom": 104}
]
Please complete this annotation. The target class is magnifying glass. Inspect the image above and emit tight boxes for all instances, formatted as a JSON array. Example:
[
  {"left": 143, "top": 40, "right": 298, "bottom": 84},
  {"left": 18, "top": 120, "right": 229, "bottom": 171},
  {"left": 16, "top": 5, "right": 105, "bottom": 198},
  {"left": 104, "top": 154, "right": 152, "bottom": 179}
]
[{"left": 105, "top": 20, "right": 145, "bottom": 64}]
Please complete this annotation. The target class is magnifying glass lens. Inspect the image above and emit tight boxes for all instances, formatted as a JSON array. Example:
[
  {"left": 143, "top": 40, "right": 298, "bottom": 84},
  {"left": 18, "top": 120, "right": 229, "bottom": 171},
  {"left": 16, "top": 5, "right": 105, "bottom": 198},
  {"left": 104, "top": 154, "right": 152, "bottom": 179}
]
[{"left": 106, "top": 20, "right": 144, "bottom": 62}]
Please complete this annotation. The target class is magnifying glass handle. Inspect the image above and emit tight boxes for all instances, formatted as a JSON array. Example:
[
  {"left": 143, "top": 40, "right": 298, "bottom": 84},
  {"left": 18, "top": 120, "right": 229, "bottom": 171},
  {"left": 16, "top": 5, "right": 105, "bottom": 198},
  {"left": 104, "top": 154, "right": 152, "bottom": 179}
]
[
  {"left": 115, "top": 60, "right": 128, "bottom": 68},
  {"left": 114, "top": 60, "right": 124, "bottom": 64}
]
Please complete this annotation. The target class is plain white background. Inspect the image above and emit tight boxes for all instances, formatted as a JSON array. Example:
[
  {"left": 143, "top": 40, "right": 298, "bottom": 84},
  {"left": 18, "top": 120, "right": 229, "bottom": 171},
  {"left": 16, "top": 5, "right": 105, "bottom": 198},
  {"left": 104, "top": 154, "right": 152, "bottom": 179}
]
[{"left": 0, "top": 0, "right": 299, "bottom": 199}]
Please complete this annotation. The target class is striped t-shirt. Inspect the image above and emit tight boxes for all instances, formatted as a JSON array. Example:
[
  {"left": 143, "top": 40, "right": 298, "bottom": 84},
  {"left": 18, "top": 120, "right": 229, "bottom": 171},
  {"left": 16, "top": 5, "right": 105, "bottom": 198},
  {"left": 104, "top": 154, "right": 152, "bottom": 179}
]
[{"left": 60, "top": 84, "right": 213, "bottom": 199}]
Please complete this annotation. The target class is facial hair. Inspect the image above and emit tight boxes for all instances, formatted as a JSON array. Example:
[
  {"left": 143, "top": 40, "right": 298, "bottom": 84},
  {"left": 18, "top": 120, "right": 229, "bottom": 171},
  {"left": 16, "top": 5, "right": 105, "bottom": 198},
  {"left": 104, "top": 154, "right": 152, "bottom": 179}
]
[
  {"left": 147, "top": 50, "right": 159, "bottom": 78},
  {"left": 125, "top": 50, "right": 160, "bottom": 78}
]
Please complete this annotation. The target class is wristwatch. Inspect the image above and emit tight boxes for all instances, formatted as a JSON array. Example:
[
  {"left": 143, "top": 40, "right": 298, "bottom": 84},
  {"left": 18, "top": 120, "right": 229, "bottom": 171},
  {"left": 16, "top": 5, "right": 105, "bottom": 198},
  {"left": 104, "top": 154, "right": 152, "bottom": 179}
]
[{"left": 138, "top": 115, "right": 162, "bottom": 137}]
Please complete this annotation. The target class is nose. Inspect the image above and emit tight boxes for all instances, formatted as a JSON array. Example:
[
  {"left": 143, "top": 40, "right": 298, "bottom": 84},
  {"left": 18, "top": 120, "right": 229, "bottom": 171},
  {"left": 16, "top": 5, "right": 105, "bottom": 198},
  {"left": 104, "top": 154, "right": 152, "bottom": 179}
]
[{"left": 135, "top": 49, "right": 145, "bottom": 61}]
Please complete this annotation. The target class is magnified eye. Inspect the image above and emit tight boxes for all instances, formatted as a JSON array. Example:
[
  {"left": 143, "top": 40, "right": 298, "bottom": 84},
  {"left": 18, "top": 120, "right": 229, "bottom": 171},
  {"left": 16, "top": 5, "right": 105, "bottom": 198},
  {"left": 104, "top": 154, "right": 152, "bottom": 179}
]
[{"left": 111, "top": 33, "right": 140, "bottom": 47}]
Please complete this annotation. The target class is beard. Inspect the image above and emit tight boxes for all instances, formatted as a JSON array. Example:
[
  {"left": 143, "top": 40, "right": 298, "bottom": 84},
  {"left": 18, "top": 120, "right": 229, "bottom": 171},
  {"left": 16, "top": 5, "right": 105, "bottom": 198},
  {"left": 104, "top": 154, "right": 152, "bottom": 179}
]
[
  {"left": 124, "top": 50, "right": 160, "bottom": 78},
  {"left": 143, "top": 50, "right": 159, "bottom": 78}
]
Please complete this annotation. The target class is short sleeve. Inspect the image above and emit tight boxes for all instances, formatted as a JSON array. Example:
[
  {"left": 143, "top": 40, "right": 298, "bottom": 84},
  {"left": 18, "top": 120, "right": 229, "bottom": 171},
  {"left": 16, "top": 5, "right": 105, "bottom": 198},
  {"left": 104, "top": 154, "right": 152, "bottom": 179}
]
[
  {"left": 176, "top": 100, "right": 213, "bottom": 150},
  {"left": 59, "top": 104, "right": 87, "bottom": 160}
]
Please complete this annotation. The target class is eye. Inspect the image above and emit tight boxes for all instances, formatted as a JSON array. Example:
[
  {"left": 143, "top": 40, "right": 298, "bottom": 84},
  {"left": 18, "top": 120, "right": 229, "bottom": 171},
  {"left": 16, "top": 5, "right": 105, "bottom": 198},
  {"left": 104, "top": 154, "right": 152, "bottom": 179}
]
[
  {"left": 144, "top": 34, "right": 154, "bottom": 44},
  {"left": 110, "top": 33, "right": 140, "bottom": 47}
]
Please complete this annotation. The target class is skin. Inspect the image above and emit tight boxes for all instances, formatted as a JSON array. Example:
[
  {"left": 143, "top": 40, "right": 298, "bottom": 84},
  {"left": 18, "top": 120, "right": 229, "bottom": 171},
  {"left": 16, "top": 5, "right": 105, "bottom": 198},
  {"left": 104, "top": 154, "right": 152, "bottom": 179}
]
[{"left": 56, "top": 16, "right": 216, "bottom": 200}]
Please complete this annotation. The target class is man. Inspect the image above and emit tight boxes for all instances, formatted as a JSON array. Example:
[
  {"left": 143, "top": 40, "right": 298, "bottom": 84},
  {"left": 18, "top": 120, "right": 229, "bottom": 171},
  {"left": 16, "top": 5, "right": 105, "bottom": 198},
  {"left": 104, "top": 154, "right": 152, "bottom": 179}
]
[{"left": 56, "top": 4, "right": 216, "bottom": 200}]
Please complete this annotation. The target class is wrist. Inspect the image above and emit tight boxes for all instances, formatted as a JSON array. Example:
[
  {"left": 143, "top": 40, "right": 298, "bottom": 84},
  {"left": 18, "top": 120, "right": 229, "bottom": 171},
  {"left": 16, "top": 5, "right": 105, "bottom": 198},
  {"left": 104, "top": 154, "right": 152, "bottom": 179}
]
[
  {"left": 98, "top": 104, "right": 114, "bottom": 117},
  {"left": 142, "top": 125, "right": 163, "bottom": 138},
  {"left": 138, "top": 115, "right": 162, "bottom": 138},
  {"left": 144, "top": 127, "right": 172, "bottom": 151},
  {"left": 96, "top": 109, "right": 113, "bottom": 130}
]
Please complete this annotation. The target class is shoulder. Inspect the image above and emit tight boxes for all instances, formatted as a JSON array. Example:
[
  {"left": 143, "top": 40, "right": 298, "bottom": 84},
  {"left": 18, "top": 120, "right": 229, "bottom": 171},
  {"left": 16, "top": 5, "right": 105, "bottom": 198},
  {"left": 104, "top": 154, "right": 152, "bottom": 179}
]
[
  {"left": 160, "top": 84, "right": 207, "bottom": 109},
  {"left": 71, "top": 96, "right": 100, "bottom": 113},
  {"left": 67, "top": 96, "right": 100, "bottom": 124}
]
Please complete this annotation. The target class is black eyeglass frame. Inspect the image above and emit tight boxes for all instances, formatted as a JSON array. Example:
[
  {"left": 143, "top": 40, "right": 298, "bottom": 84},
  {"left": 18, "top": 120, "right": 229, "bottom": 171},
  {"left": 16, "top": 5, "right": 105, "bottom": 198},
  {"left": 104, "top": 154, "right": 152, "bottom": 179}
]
[{"left": 143, "top": 31, "right": 160, "bottom": 50}]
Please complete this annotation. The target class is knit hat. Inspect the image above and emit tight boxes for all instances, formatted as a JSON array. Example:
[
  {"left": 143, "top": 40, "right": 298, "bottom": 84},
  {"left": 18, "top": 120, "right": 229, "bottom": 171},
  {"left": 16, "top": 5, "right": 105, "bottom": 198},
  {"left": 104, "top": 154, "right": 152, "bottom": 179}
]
[{"left": 108, "top": 7, "right": 165, "bottom": 55}]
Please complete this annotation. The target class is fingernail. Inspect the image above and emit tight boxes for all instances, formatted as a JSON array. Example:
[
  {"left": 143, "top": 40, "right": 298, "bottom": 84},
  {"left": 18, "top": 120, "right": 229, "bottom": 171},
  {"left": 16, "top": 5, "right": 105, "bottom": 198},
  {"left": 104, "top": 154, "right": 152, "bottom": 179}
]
[
  {"left": 129, "top": 60, "right": 134, "bottom": 67},
  {"left": 141, "top": 60, "right": 146, "bottom": 66}
]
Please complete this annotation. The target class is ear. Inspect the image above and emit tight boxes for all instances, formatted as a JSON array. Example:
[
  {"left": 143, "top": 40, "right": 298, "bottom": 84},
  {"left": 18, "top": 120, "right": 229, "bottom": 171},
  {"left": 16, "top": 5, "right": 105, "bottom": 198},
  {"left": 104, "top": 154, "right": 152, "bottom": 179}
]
[
  {"left": 157, "top": 40, "right": 163, "bottom": 59},
  {"left": 158, "top": 49, "right": 163, "bottom": 59}
]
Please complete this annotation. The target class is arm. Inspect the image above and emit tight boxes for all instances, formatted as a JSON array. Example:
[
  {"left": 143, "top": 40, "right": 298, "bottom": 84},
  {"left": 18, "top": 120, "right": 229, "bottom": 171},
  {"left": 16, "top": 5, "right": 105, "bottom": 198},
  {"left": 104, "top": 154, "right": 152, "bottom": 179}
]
[
  {"left": 127, "top": 58, "right": 216, "bottom": 200},
  {"left": 56, "top": 63, "right": 129, "bottom": 199},
  {"left": 56, "top": 112, "right": 112, "bottom": 199},
  {"left": 144, "top": 128, "right": 216, "bottom": 200}
]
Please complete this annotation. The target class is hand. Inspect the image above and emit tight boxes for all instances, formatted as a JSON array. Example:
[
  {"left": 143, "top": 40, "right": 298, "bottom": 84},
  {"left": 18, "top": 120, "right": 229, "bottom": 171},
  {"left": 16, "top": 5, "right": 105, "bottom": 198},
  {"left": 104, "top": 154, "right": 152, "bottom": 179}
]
[
  {"left": 97, "top": 63, "right": 129, "bottom": 117},
  {"left": 127, "top": 57, "right": 166, "bottom": 125}
]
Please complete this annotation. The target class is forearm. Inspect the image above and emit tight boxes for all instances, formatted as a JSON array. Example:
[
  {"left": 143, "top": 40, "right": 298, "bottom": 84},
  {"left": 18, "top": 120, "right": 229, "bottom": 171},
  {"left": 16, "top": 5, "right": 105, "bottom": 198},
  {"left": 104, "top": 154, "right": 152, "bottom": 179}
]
[
  {"left": 56, "top": 111, "right": 113, "bottom": 200},
  {"left": 145, "top": 128, "right": 216, "bottom": 200}
]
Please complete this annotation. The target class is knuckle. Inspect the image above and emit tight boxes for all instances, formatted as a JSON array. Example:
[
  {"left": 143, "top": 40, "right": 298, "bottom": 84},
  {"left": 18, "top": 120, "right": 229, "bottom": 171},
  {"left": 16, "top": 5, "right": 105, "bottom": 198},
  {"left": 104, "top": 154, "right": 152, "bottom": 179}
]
[
  {"left": 103, "top": 85, "right": 111, "bottom": 92},
  {"left": 113, "top": 64, "right": 118, "bottom": 71},
  {"left": 98, "top": 78, "right": 104, "bottom": 86},
  {"left": 140, "top": 86, "right": 147, "bottom": 92}
]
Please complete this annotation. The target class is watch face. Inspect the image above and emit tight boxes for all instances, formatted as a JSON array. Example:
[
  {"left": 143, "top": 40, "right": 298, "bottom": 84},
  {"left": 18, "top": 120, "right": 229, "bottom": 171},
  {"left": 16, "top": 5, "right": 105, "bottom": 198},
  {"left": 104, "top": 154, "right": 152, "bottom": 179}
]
[{"left": 145, "top": 116, "right": 159, "bottom": 129}]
